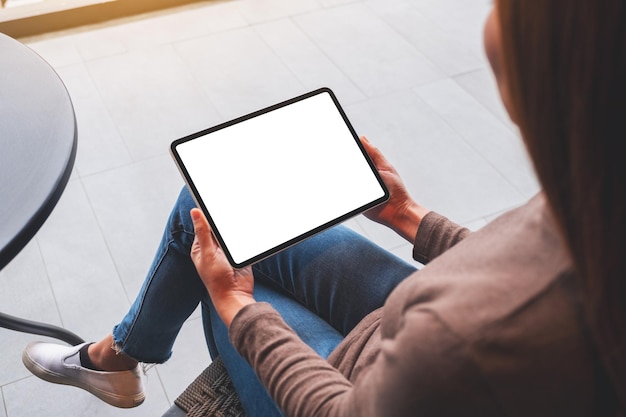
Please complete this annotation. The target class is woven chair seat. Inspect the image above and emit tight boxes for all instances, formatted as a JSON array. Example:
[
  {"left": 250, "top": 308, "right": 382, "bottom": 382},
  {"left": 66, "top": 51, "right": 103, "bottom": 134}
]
[{"left": 174, "top": 356, "right": 246, "bottom": 417}]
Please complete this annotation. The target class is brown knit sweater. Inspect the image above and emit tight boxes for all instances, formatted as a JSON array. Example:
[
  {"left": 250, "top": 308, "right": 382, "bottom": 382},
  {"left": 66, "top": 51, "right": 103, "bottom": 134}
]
[{"left": 230, "top": 194, "right": 603, "bottom": 416}]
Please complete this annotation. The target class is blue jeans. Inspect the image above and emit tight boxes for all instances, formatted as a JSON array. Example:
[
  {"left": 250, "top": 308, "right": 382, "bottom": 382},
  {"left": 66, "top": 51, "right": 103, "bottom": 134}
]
[{"left": 112, "top": 188, "right": 417, "bottom": 416}]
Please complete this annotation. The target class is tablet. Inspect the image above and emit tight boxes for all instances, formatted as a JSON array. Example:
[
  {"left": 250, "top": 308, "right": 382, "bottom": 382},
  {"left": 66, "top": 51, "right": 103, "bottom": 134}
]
[{"left": 170, "top": 88, "right": 388, "bottom": 268}]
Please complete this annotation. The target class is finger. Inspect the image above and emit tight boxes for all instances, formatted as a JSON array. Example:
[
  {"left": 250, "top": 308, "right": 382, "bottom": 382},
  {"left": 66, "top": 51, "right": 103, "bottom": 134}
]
[
  {"left": 360, "top": 136, "right": 379, "bottom": 160},
  {"left": 360, "top": 136, "right": 391, "bottom": 171}
]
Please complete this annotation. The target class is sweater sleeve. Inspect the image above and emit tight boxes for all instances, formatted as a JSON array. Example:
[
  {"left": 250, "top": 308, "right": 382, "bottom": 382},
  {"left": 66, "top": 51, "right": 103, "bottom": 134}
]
[
  {"left": 413, "top": 211, "right": 470, "bottom": 264},
  {"left": 230, "top": 302, "right": 497, "bottom": 417},
  {"left": 230, "top": 302, "right": 352, "bottom": 416}
]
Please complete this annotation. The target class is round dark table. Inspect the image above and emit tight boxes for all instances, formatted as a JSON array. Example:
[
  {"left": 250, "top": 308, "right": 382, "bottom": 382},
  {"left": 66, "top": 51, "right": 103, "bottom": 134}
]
[{"left": 0, "top": 32, "right": 84, "bottom": 345}]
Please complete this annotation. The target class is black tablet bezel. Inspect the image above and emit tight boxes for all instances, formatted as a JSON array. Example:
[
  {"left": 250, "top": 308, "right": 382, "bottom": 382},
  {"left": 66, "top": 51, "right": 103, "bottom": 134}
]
[{"left": 170, "top": 87, "right": 389, "bottom": 268}]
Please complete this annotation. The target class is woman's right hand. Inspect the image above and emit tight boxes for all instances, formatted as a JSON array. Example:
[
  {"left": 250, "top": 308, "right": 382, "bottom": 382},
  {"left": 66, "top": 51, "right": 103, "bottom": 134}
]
[
  {"left": 190, "top": 208, "right": 255, "bottom": 327},
  {"left": 360, "top": 136, "right": 430, "bottom": 243}
]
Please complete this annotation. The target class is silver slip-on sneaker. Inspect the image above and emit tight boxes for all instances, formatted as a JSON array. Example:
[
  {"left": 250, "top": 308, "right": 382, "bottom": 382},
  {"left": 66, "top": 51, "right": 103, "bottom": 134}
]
[{"left": 22, "top": 341, "right": 145, "bottom": 408}]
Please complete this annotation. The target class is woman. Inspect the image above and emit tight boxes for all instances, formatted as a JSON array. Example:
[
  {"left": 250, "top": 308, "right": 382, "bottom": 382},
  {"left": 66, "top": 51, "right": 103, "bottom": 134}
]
[{"left": 23, "top": 1, "right": 624, "bottom": 415}]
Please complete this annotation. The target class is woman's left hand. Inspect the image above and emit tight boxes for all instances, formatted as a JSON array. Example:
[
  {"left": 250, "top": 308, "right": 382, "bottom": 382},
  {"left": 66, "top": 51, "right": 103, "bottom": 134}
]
[
  {"left": 360, "top": 136, "right": 430, "bottom": 243},
  {"left": 190, "top": 208, "right": 256, "bottom": 327}
]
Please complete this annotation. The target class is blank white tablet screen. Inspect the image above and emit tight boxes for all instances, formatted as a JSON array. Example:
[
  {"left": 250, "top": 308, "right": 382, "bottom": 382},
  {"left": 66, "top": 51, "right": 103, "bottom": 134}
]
[{"left": 173, "top": 90, "right": 386, "bottom": 267}]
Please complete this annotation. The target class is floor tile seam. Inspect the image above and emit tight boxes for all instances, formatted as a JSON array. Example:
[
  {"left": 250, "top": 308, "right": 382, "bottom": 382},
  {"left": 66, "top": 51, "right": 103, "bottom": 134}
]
[
  {"left": 288, "top": 0, "right": 450, "bottom": 98},
  {"left": 156, "top": 316, "right": 210, "bottom": 407},
  {"left": 151, "top": 366, "right": 174, "bottom": 407},
  {"left": 167, "top": 18, "right": 281, "bottom": 124},
  {"left": 75, "top": 177, "right": 134, "bottom": 306},
  {"left": 409, "top": 82, "right": 528, "bottom": 199},
  {"left": 0, "top": 374, "right": 34, "bottom": 392},
  {"left": 385, "top": 240, "right": 413, "bottom": 253},
  {"left": 483, "top": 205, "right": 519, "bottom": 223},
  {"left": 77, "top": 58, "right": 136, "bottom": 166},
  {"left": 358, "top": 0, "right": 449, "bottom": 79},
  {"left": 363, "top": 1, "right": 497, "bottom": 88},
  {"left": 319, "top": 0, "right": 361, "bottom": 7},
  {"left": 76, "top": 152, "right": 170, "bottom": 181},
  {"left": 27, "top": 33, "right": 130, "bottom": 69},
  {"left": 72, "top": 26, "right": 230, "bottom": 169},
  {"left": 440, "top": 63, "right": 490, "bottom": 81},
  {"left": 67, "top": 6, "right": 251, "bottom": 64},
  {"left": 341, "top": 81, "right": 444, "bottom": 109},
  {"left": 169, "top": 27, "right": 253, "bottom": 53},
  {"left": 440, "top": 131, "right": 527, "bottom": 200},
  {"left": 168, "top": 42, "right": 229, "bottom": 123},
  {"left": 362, "top": 0, "right": 453, "bottom": 76},
  {"left": 0, "top": 375, "right": 35, "bottom": 404},
  {"left": 80, "top": 43, "right": 223, "bottom": 161},
  {"left": 32, "top": 237, "right": 67, "bottom": 330},
  {"left": 166, "top": 10, "right": 253, "bottom": 49},
  {"left": 350, "top": 217, "right": 382, "bottom": 244},
  {"left": 171, "top": 32, "right": 325, "bottom": 123},
  {"left": 466, "top": 204, "right": 521, "bottom": 227},
  {"left": 249, "top": 17, "right": 346, "bottom": 96},
  {"left": 20, "top": 53, "right": 135, "bottom": 180},
  {"left": 73, "top": 44, "right": 130, "bottom": 66},
  {"left": 167, "top": 0, "right": 327, "bottom": 47},
  {"left": 53, "top": 7, "right": 253, "bottom": 80},
  {"left": 282, "top": 14, "right": 369, "bottom": 99},
  {"left": 350, "top": 217, "right": 413, "bottom": 257},
  {"left": 233, "top": 0, "right": 331, "bottom": 27},
  {"left": 451, "top": 67, "right": 490, "bottom": 81},
  {"left": 311, "top": 74, "right": 450, "bottom": 105},
  {"left": 451, "top": 69, "right": 518, "bottom": 134},
  {"left": 0, "top": 385, "right": 6, "bottom": 417},
  {"left": 20, "top": 0, "right": 235, "bottom": 45},
  {"left": 167, "top": 1, "right": 367, "bottom": 103},
  {"left": 74, "top": 23, "right": 248, "bottom": 167}
]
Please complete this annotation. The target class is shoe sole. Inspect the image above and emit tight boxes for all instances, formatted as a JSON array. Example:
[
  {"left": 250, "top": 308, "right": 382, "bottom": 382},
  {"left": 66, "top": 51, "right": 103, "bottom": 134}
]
[{"left": 22, "top": 349, "right": 145, "bottom": 409}]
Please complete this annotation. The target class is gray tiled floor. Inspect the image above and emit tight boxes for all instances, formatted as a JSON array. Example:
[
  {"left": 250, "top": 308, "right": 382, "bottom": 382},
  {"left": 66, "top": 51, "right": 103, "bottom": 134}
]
[{"left": 0, "top": 0, "right": 539, "bottom": 415}]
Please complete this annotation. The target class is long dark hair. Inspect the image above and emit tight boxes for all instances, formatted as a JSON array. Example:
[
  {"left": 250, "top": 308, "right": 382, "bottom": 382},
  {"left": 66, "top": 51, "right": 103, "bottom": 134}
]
[{"left": 497, "top": 0, "right": 626, "bottom": 413}]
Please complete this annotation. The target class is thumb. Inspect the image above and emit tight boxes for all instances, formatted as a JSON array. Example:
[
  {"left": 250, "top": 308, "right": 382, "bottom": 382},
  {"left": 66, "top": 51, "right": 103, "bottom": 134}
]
[{"left": 190, "top": 208, "right": 214, "bottom": 249}]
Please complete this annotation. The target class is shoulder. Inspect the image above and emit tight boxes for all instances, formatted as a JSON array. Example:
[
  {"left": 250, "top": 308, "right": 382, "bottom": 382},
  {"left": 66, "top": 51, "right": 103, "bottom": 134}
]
[{"left": 371, "top": 195, "right": 598, "bottom": 415}]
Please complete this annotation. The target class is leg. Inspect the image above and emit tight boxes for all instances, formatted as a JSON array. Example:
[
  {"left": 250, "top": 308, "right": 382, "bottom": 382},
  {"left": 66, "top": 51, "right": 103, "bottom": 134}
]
[
  {"left": 252, "top": 225, "right": 417, "bottom": 335},
  {"left": 204, "top": 283, "right": 344, "bottom": 417},
  {"left": 72, "top": 185, "right": 206, "bottom": 370},
  {"left": 110, "top": 187, "right": 206, "bottom": 363},
  {"left": 203, "top": 222, "right": 416, "bottom": 416},
  {"left": 113, "top": 185, "right": 415, "bottom": 362},
  {"left": 22, "top": 187, "right": 203, "bottom": 408}
]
